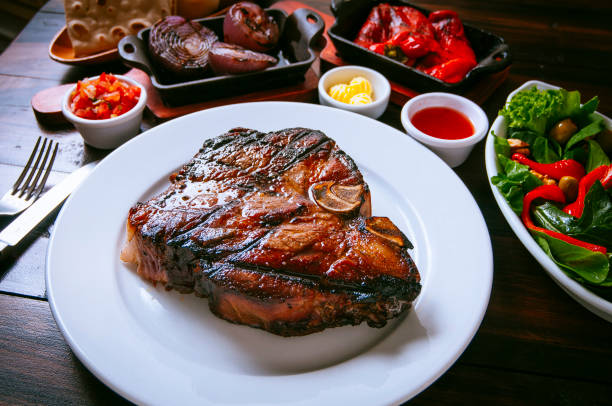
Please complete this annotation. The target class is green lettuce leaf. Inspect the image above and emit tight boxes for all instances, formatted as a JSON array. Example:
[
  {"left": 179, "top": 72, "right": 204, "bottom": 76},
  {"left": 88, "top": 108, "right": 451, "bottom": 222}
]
[
  {"left": 531, "top": 229, "right": 609, "bottom": 285},
  {"left": 493, "top": 134, "right": 510, "bottom": 157},
  {"left": 563, "top": 145, "right": 589, "bottom": 163},
  {"left": 492, "top": 154, "right": 542, "bottom": 214},
  {"left": 565, "top": 115, "right": 605, "bottom": 151},
  {"left": 586, "top": 140, "right": 610, "bottom": 172},
  {"left": 532, "top": 136, "right": 561, "bottom": 163},
  {"left": 507, "top": 128, "right": 539, "bottom": 144},
  {"left": 558, "top": 90, "right": 582, "bottom": 120},
  {"left": 574, "top": 96, "right": 599, "bottom": 128},
  {"left": 499, "top": 87, "right": 582, "bottom": 135},
  {"left": 532, "top": 181, "right": 612, "bottom": 249}
]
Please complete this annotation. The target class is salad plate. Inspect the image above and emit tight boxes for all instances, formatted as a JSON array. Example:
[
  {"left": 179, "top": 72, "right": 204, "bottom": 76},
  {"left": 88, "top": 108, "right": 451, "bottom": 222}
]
[
  {"left": 485, "top": 80, "right": 612, "bottom": 322},
  {"left": 47, "top": 102, "right": 493, "bottom": 405}
]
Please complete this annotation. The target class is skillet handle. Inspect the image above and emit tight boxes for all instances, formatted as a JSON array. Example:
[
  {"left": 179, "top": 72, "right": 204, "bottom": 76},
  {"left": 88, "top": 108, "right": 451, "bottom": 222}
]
[
  {"left": 118, "top": 35, "right": 153, "bottom": 76},
  {"left": 330, "top": 0, "right": 346, "bottom": 16},
  {"left": 294, "top": 8, "right": 325, "bottom": 50},
  {"left": 284, "top": 8, "right": 325, "bottom": 59},
  {"left": 330, "top": 0, "right": 364, "bottom": 17},
  {"left": 469, "top": 43, "right": 512, "bottom": 77}
]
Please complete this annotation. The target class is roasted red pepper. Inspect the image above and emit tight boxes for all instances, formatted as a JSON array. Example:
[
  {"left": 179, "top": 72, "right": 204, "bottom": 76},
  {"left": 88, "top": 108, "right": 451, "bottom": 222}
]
[
  {"left": 389, "top": 31, "right": 436, "bottom": 59},
  {"left": 353, "top": 4, "right": 476, "bottom": 83},
  {"left": 563, "top": 164, "right": 612, "bottom": 217},
  {"left": 522, "top": 185, "right": 607, "bottom": 254},
  {"left": 416, "top": 10, "right": 476, "bottom": 83},
  {"left": 421, "top": 58, "right": 476, "bottom": 84},
  {"left": 354, "top": 3, "right": 388, "bottom": 48},
  {"left": 511, "top": 153, "right": 586, "bottom": 181}
]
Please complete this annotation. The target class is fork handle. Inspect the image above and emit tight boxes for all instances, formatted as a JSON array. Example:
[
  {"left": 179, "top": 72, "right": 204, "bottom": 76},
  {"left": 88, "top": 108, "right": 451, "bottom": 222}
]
[{"left": 0, "top": 162, "right": 97, "bottom": 247}]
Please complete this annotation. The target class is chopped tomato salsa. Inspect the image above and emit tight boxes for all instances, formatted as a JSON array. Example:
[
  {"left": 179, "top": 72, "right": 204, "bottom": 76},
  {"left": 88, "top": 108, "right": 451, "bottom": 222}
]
[{"left": 69, "top": 73, "right": 141, "bottom": 120}]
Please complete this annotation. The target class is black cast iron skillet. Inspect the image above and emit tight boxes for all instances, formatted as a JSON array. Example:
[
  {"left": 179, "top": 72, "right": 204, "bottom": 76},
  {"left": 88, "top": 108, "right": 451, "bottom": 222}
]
[
  {"left": 328, "top": 0, "right": 511, "bottom": 93},
  {"left": 118, "top": 8, "right": 324, "bottom": 106}
]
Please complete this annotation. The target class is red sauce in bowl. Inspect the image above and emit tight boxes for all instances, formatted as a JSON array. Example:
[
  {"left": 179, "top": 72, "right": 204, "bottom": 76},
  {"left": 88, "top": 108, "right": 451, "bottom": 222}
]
[{"left": 411, "top": 107, "right": 474, "bottom": 140}]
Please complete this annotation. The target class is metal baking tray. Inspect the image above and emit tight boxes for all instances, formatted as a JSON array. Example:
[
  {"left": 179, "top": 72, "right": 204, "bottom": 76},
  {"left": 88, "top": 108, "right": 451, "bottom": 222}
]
[
  {"left": 118, "top": 8, "right": 324, "bottom": 106},
  {"left": 327, "top": 0, "right": 511, "bottom": 93}
]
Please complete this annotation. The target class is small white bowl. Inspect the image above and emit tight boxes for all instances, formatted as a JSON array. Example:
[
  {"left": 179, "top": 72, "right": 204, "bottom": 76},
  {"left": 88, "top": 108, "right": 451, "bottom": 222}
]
[
  {"left": 401, "top": 93, "right": 488, "bottom": 167},
  {"left": 62, "top": 74, "right": 147, "bottom": 150},
  {"left": 318, "top": 65, "right": 390, "bottom": 119}
]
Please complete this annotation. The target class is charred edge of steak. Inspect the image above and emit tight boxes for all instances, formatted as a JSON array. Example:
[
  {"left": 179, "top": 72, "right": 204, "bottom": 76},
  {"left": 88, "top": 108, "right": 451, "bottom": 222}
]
[
  {"left": 194, "top": 263, "right": 413, "bottom": 336},
  {"left": 209, "top": 296, "right": 411, "bottom": 337},
  {"left": 124, "top": 232, "right": 419, "bottom": 336}
]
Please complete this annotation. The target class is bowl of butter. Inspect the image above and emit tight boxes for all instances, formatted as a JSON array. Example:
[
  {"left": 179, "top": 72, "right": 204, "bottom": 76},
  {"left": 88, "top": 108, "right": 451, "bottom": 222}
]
[{"left": 318, "top": 65, "right": 390, "bottom": 119}]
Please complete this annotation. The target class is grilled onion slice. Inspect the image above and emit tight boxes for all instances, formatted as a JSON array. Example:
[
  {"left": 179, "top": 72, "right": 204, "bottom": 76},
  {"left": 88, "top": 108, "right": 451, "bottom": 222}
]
[
  {"left": 209, "top": 42, "right": 278, "bottom": 74},
  {"left": 148, "top": 15, "right": 218, "bottom": 77}
]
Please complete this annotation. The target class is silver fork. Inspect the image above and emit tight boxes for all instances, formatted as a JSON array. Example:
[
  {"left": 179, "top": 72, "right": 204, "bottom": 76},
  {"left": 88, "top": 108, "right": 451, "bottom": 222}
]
[{"left": 0, "top": 137, "right": 58, "bottom": 216}]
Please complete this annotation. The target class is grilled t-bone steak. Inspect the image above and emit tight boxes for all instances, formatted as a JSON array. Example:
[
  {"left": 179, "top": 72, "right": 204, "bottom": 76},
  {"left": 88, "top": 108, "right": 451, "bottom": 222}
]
[{"left": 121, "top": 127, "right": 421, "bottom": 336}]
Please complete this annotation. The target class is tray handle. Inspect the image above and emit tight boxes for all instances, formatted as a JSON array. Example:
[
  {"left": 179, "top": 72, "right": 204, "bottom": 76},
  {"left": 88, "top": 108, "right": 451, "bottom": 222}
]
[
  {"left": 118, "top": 35, "right": 153, "bottom": 75},
  {"left": 284, "top": 8, "right": 325, "bottom": 59},
  {"left": 330, "top": 0, "right": 367, "bottom": 17},
  {"left": 469, "top": 43, "right": 512, "bottom": 78}
]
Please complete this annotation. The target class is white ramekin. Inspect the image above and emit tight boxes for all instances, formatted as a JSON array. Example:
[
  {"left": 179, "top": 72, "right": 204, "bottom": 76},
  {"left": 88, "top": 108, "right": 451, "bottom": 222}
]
[
  {"left": 318, "top": 65, "right": 391, "bottom": 119},
  {"left": 62, "top": 74, "right": 147, "bottom": 150},
  {"left": 401, "top": 92, "right": 488, "bottom": 167}
]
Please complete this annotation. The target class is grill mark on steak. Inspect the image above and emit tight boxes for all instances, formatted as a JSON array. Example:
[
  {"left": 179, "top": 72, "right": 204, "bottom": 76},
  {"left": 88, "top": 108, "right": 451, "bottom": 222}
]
[
  {"left": 222, "top": 259, "right": 421, "bottom": 300},
  {"left": 121, "top": 127, "right": 421, "bottom": 336}
]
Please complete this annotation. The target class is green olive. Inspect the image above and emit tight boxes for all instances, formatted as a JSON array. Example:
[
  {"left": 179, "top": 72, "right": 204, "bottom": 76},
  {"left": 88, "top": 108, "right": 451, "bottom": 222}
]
[
  {"left": 559, "top": 176, "right": 579, "bottom": 202},
  {"left": 549, "top": 118, "right": 578, "bottom": 145},
  {"left": 596, "top": 128, "right": 612, "bottom": 154}
]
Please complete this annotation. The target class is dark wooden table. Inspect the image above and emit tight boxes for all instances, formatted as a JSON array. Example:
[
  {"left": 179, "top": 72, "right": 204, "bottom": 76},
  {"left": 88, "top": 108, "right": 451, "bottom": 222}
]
[{"left": 1, "top": 0, "right": 611, "bottom": 404}]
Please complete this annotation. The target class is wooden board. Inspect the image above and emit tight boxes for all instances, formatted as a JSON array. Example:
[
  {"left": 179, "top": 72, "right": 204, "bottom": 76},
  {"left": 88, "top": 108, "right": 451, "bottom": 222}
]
[
  {"left": 30, "top": 67, "right": 320, "bottom": 123},
  {"left": 127, "top": 67, "right": 320, "bottom": 121}
]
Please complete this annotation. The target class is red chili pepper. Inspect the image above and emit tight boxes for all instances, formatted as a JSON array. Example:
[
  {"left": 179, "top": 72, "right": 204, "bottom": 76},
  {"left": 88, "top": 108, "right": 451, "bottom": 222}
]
[
  {"left": 511, "top": 153, "right": 586, "bottom": 181},
  {"left": 563, "top": 164, "right": 612, "bottom": 218},
  {"left": 522, "top": 185, "right": 607, "bottom": 253}
]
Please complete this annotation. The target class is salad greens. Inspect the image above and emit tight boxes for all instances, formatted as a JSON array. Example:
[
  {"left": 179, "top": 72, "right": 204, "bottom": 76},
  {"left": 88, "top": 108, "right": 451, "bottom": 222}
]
[
  {"left": 492, "top": 85, "right": 612, "bottom": 290},
  {"left": 499, "top": 87, "right": 582, "bottom": 134},
  {"left": 532, "top": 182, "right": 612, "bottom": 250},
  {"left": 586, "top": 140, "right": 610, "bottom": 173},
  {"left": 565, "top": 116, "right": 605, "bottom": 151},
  {"left": 531, "top": 230, "right": 609, "bottom": 285},
  {"left": 491, "top": 153, "right": 541, "bottom": 214}
]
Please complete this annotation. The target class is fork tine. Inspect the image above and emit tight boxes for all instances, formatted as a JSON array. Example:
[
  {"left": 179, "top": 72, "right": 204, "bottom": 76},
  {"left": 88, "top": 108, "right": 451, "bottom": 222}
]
[
  {"left": 12, "top": 136, "right": 41, "bottom": 193},
  {"left": 25, "top": 140, "right": 56, "bottom": 200},
  {"left": 28, "top": 142, "right": 58, "bottom": 201},
  {"left": 18, "top": 138, "right": 48, "bottom": 198}
]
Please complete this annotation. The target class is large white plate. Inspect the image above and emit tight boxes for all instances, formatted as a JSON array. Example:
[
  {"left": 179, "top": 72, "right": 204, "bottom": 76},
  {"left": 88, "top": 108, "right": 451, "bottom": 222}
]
[
  {"left": 485, "top": 80, "right": 612, "bottom": 322},
  {"left": 47, "top": 102, "right": 492, "bottom": 405}
]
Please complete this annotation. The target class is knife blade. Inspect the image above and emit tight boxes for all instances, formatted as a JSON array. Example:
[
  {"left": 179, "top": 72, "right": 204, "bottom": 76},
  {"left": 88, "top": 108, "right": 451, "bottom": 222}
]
[{"left": 0, "top": 161, "right": 97, "bottom": 252}]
